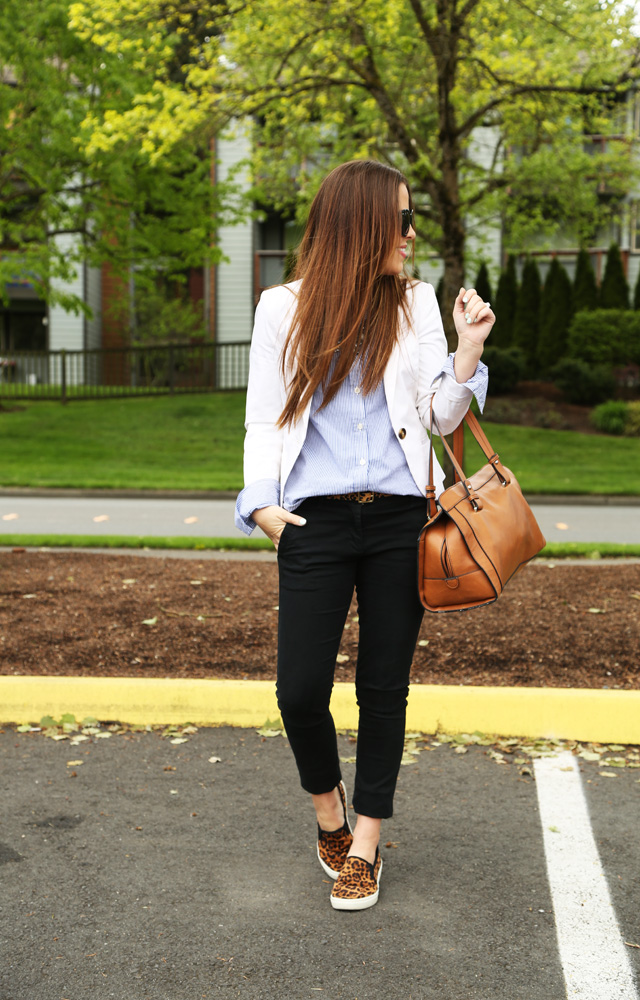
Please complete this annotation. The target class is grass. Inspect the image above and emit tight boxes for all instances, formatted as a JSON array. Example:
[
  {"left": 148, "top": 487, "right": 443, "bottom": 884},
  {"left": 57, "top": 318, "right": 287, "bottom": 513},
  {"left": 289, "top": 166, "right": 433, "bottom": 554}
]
[
  {"left": 1, "top": 392, "right": 639, "bottom": 495},
  {"left": 0, "top": 393, "right": 246, "bottom": 491},
  {"left": 1, "top": 534, "right": 639, "bottom": 559}
]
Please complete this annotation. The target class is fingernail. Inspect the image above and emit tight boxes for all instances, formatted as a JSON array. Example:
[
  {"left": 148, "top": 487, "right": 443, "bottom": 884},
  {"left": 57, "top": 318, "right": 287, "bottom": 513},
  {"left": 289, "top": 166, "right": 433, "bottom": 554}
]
[
  {"left": 464, "top": 312, "right": 470, "bottom": 321},
  {"left": 298, "top": 517, "right": 307, "bottom": 526},
  {"left": 462, "top": 296, "right": 469, "bottom": 305},
  {"left": 466, "top": 317, "right": 472, "bottom": 324}
]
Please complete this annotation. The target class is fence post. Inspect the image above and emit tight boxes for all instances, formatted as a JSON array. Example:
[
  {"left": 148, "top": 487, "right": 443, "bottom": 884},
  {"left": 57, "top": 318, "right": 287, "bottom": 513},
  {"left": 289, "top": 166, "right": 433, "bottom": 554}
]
[
  {"left": 169, "top": 346, "right": 175, "bottom": 395},
  {"left": 60, "top": 349, "right": 67, "bottom": 405}
]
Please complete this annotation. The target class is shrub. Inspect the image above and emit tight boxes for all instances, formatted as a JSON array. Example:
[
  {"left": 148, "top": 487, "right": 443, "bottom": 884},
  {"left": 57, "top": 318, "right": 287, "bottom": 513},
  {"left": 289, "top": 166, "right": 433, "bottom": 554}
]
[
  {"left": 474, "top": 262, "right": 493, "bottom": 304},
  {"left": 572, "top": 249, "right": 598, "bottom": 313},
  {"left": 551, "top": 358, "right": 616, "bottom": 405},
  {"left": 493, "top": 256, "right": 518, "bottom": 348},
  {"left": 590, "top": 400, "right": 629, "bottom": 435},
  {"left": 599, "top": 243, "right": 629, "bottom": 309},
  {"left": 483, "top": 346, "right": 526, "bottom": 395},
  {"left": 566, "top": 310, "right": 640, "bottom": 367},
  {"left": 513, "top": 257, "right": 541, "bottom": 364},
  {"left": 624, "top": 401, "right": 640, "bottom": 436},
  {"left": 538, "top": 257, "right": 573, "bottom": 371}
]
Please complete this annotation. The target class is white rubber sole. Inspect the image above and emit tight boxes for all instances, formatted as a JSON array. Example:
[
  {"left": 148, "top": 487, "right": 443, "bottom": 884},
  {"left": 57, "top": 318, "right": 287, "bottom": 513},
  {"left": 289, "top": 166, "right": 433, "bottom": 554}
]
[{"left": 330, "top": 857, "right": 383, "bottom": 911}]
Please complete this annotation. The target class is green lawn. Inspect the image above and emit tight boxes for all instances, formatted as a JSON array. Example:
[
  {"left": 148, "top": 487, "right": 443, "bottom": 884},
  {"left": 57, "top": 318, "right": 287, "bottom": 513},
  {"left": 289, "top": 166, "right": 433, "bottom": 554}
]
[
  {"left": 0, "top": 392, "right": 639, "bottom": 495},
  {"left": 0, "top": 393, "right": 246, "bottom": 491}
]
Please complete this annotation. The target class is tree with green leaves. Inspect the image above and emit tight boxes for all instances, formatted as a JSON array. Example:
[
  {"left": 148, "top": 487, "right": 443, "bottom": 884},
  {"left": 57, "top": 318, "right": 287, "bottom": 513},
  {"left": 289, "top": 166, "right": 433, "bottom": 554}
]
[
  {"left": 572, "top": 249, "right": 599, "bottom": 314},
  {"left": 68, "top": 0, "right": 640, "bottom": 345},
  {"left": 492, "top": 256, "right": 518, "bottom": 348},
  {"left": 0, "top": 0, "right": 232, "bottom": 315},
  {"left": 538, "top": 257, "right": 573, "bottom": 371},
  {"left": 599, "top": 243, "right": 630, "bottom": 309},
  {"left": 513, "top": 258, "right": 541, "bottom": 366}
]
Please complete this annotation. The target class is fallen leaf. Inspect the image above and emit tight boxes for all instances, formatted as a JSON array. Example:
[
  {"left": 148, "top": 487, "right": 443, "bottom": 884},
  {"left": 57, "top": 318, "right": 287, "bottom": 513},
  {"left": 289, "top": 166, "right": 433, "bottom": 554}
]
[
  {"left": 170, "top": 738, "right": 188, "bottom": 745},
  {"left": 208, "top": 756, "right": 222, "bottom": 764},
  {"left": 122, "top": 578, "right": 137, "bottom": 585},
  {"left": 555, "top": 522, "right": 569, "bottom": 530},
  {"left": 578, "top": 750, "right": 602, "bottom": 761},
  {"left": 587, "top": 608, "right": 606, "bottom": 614},
  {"left": 417, "top": 639, "right": 429, "bottom": 647},
  {"left": 336, "top": 654, "right": 350, "bottom": 663},
  {"left": 385, "top": 841, "right": 398, "bottom": 849},
  {"left": 66, "top": 760, "right": 84, "bottom": 767},
  {"left": 630, "top": 593, "right": 640, "bottom": 601},
  {"left": 340, "top": 755, "right": 357, "bottom": 764},
  {"left": 625, "top": 942, "right": 640, "bottom": 949},
  {"left": 22, "top": 593, "right": 37, "bottom": 599},
  {"left": 256, "top": 727, "right": 283, "bottom": 738},
  {"left": 142, "top": 617, "right": 158, "bottom": 626},
  {"left": 599, "top": 771, "right": 618, "bottom": 778},
  {"left": 94, "top": 731, "right": 112, "bottom": 739},
  {"left": 454, "top": 746, "right": 468, "bottom": 754},
  {"left": 190, "top": 580, "right": 203, "bottom": 586}
]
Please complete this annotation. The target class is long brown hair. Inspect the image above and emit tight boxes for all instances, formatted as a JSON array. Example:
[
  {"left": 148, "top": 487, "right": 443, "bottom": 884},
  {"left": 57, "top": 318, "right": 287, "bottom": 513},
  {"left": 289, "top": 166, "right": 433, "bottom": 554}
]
[{"left": 278, "top": 160, "right": 414, "bottom": 428}]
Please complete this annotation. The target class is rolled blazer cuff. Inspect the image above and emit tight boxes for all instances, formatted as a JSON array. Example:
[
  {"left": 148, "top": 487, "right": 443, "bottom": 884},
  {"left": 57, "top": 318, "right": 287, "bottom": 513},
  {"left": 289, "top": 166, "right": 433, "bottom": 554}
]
[{"left": 434, "top": 353, "right": 488, "bottom": 413}]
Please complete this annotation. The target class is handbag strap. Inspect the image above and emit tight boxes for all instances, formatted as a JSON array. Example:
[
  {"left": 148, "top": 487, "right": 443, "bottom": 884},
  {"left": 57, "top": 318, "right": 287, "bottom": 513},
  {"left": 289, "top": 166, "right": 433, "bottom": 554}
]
[{"left": 427, "top": 403, "right": 510, "bottom": 519}]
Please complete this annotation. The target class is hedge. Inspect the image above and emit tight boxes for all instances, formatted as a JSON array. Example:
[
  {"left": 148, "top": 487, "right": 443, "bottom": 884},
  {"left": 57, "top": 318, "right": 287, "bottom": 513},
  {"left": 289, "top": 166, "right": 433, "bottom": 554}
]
[{"left": 566, "top": 309, "right": 640, "bottom": 366}]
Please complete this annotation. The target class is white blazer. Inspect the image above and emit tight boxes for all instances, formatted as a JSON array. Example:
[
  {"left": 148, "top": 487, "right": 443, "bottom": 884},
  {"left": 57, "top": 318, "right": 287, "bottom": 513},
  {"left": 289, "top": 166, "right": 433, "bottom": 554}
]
[{"left": 243, "top": 279, "right": 473, "bottom": 503}]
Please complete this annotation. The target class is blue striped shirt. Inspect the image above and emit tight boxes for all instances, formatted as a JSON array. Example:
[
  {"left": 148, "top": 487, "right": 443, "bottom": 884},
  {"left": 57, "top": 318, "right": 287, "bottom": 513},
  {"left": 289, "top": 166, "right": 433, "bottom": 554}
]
[{"left": 235, "top": 351, "right": 487, "bottom": 535}]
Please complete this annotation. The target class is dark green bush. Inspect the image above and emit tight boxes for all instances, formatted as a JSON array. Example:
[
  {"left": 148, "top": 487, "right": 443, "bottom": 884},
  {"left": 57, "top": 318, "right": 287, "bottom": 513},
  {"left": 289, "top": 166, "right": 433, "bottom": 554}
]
[
  {"left": 493, "top": 256, "right": 518, "bottom": 348},
  {"left": 513, "top": 257, "right": 541, "bottom": 364},
  {"left": 538, "top": 257, "right": 573, "bottom": 371},
  {"left": 590, "top": 400, "right": 629, "bottom": 435},
  {"left": 550, "top": 358, "right": 615, "bottom": 405},
  {"left": 483, "top": 346, "right": 526, "bottom": 395},
  {"left": 599, "top": 244, "right": 629, "bottom": 309},
  {"left": 566, "top": 310, "right": 640, "bottom": 366},
  {"left": 624, "top": 401, "right": 640, "bottom": 436}
]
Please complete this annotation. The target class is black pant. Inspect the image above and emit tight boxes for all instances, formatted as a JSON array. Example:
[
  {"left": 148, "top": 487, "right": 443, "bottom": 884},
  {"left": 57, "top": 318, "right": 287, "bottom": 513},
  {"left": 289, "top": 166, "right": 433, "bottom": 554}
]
[{"left": 276, "top": 494, "right": 427, "bottom": 819}]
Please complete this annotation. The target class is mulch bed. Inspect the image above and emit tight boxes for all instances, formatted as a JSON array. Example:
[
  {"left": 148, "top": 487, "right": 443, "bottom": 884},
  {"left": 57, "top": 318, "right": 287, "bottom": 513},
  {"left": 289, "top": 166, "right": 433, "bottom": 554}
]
[{"left": 1, "top": 550, "right": 639, "bottom": 689}]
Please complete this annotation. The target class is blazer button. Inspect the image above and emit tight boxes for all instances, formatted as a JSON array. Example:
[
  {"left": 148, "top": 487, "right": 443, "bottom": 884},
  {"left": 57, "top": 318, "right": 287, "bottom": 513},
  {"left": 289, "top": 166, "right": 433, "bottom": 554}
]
[{"left": 398, "top": 428, "right": 406, "bottom": 440}]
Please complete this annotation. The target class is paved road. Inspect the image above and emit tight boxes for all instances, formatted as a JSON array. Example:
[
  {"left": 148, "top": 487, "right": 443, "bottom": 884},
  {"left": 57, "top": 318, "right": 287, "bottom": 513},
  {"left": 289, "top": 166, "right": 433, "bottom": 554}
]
[
  {"left": 1, "top": 727, "right": 638, "bottom": 1000},
  {"left": 1, "top": 495, "right": 639, "bottom": 544}
]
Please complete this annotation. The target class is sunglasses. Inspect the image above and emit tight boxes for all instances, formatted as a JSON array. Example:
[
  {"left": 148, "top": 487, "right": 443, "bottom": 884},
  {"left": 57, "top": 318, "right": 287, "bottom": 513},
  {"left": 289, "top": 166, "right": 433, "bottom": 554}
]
[{"left": 400, "top": 208, "right": 414, "bottom": 237}]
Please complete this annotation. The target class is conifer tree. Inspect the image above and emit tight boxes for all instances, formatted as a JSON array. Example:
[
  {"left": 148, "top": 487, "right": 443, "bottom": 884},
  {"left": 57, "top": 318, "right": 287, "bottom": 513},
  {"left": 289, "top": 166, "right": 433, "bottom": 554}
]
[
  {"left": 633, "top": 268, "right": 640, "bottom": 310},
  {"left": 599, "top": 244, "right": 630, "bottom": 309},
  {"left": 474, "top": 263, "right": 493, "bottom": 305},
  {"left": 538, "top": 257, "right": 573, "bottom": 371},
  {"left": 572, "top": 249, "right": 598, "bottom": 314},
  {"left": 492, "top": 257, "right": 518, "bottom": 348},
  {"left": 513, "top": 258, "right": 541, "bottom": 365}
]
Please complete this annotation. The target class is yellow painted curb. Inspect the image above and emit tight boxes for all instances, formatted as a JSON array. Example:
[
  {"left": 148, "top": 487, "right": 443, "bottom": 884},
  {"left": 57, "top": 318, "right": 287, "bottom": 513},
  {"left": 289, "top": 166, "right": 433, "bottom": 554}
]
[{"left": 1, "top": 676, "right": 639, "bottom": 744}]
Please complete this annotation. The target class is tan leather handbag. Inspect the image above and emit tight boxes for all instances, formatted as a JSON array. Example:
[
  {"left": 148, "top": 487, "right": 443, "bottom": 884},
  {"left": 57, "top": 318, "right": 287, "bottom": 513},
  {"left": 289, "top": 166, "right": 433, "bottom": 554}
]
[{"left": 417, "top": 409, "right": 546, "bottom": 612}]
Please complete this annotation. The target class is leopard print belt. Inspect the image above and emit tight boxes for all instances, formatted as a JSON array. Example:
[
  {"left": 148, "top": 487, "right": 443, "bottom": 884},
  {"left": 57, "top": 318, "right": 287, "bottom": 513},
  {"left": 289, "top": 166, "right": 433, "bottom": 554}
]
[{"left": 323, "top": 491, "right": 393, "bottom": 504}]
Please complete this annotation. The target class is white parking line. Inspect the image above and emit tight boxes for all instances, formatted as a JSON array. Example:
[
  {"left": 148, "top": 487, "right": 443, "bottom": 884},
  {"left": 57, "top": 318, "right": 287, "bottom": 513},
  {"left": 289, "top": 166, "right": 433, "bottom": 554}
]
[{"left": 534, "top": 751, "right": 638, "bottom": 999}]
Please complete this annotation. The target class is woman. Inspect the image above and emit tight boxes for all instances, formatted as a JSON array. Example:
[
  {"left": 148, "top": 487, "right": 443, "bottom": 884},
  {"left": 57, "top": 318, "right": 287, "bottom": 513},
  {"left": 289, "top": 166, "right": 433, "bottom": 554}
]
[{"left": 235, "top": 160, "right": 493, "bottom": 910}]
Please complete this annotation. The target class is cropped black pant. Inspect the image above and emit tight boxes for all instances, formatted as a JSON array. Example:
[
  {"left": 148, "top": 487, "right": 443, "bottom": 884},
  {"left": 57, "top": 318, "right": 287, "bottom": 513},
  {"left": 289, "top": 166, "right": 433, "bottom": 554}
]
[{"left": 276, "top": 494, "right": 427, "bottom": 819}]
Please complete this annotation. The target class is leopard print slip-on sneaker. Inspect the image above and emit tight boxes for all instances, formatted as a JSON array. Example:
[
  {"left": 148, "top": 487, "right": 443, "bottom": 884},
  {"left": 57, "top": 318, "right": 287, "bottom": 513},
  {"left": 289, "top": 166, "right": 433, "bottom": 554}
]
[
  {"left": 330, "top": 849, "right": 383, "bottom": 911},
  {"left": 317, "top": 780, "right": 353, "bottom": 879}
]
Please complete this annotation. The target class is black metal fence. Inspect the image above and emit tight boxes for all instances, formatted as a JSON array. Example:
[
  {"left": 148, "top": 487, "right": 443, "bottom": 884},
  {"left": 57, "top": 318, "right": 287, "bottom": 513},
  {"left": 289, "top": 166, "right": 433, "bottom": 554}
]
[{"left": 0, "top": 342, "right": 250, "bottom": 402}]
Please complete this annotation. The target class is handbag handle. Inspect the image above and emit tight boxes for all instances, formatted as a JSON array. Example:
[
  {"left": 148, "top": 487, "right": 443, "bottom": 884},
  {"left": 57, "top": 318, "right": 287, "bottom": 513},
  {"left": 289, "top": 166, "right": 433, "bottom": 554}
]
[{"left": 426, "top": 404, "right": 511, "bottom": 520}]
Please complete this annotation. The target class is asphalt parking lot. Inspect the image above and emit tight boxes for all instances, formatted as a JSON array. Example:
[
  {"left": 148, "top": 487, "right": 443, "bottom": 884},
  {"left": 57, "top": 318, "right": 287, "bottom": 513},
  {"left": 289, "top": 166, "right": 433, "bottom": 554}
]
[{"left": 1, "top": 726, "right": 638, "bottom": 1000}]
